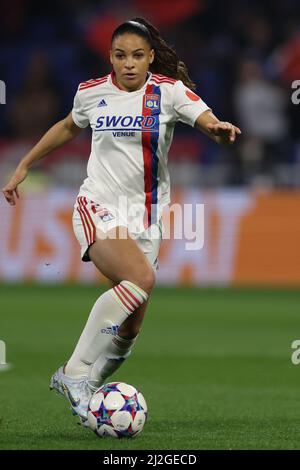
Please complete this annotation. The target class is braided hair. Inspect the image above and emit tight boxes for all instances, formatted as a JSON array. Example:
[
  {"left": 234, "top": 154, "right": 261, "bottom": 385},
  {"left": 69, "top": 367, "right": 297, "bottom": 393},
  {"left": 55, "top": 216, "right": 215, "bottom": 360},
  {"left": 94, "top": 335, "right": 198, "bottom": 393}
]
[{"left": 111, "top": 18, "right": 196, "bottom": 90}]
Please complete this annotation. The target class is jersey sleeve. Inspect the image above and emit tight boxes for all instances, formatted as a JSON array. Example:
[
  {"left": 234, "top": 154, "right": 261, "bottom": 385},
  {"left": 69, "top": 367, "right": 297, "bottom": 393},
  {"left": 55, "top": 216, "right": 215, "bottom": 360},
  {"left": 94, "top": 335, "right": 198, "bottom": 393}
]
[
  {"left": 173, "top": 80, "right": 211, "bottom": 127},
  {"left": 71, "top": 89, "right": 90, "bottom": 128}
]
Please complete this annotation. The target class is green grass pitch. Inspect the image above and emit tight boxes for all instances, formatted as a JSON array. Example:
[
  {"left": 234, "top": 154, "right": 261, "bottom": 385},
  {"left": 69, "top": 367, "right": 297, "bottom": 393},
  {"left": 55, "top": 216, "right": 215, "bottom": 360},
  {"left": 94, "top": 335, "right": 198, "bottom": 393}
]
[{"left": 0, "top": 283, "right": 299, "bottom": 450}]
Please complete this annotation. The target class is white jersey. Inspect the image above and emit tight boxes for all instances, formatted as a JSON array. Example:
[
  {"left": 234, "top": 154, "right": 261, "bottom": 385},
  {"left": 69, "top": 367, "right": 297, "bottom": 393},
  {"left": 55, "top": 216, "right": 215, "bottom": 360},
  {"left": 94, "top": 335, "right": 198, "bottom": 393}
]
[{"left": 72, "top": 71, "right": 210, "bottom": 233}]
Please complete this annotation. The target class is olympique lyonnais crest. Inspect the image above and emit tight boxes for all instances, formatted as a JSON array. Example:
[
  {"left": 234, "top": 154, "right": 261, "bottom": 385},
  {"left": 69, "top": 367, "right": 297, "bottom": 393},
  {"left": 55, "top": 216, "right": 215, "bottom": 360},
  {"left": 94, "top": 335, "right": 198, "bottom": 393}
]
[
  {"left": 145, "top": 94, "right": 160, "bottom": 111},
  {"left": 95, "top": 206, "right": 115, "bottom": 222}
]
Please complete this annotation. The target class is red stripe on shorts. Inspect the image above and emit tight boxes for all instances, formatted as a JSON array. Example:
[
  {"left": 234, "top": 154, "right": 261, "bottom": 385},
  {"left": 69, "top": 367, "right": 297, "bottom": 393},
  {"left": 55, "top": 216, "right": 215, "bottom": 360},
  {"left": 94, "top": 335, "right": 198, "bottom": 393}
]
[
  {"left": 78, "top": 197, "right": 93, "bottom": 244},
  {"left": 82, "top": 197, "right": 96, "bottom": 242},
  {"left": 76, "top": 200, "right": 91, "bottom": 245}
]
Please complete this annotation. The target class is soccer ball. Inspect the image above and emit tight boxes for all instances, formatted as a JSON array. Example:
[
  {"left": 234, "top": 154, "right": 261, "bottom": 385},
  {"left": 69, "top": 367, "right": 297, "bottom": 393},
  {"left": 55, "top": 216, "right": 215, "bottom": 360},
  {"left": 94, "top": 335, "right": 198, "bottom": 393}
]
[{"left": 87, "top": 382, "right": 148, "bottom": 438}]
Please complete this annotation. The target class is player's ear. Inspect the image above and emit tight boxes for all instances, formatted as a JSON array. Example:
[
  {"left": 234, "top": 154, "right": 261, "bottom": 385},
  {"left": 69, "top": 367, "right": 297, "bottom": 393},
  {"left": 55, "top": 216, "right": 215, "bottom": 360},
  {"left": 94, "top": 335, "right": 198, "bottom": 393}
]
[
  {"left": 149, "top": 49, "right": 154, "bottom": 65},
  {"left": 109, "top": 50, "right": 113, "bottom": 65}
]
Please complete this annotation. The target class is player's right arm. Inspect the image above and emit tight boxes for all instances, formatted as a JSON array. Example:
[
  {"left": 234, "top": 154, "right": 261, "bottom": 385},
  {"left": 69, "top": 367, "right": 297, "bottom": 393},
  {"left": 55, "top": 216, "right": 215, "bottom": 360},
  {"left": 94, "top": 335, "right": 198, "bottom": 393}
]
[{"left": 2, "top": 112, "right": 83, "bottom": 206}]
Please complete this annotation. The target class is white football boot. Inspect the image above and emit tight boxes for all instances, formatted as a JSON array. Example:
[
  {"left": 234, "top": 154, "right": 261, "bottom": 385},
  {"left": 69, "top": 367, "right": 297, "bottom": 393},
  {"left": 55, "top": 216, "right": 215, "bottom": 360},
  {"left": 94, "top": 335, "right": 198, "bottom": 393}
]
[{"left": 50, "top": 365, "right": 98, "bottom": 426}]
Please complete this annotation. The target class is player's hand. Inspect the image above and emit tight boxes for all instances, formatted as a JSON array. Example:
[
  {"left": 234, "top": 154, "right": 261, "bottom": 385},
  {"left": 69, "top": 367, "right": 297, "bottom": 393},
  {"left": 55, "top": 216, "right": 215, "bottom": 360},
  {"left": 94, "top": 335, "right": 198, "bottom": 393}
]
[
  {"left": 2, "top": 167, "right": 28, "bottom": 206},
  {"left": 207, "top": 122, "right": 241, "bottom": 144}
]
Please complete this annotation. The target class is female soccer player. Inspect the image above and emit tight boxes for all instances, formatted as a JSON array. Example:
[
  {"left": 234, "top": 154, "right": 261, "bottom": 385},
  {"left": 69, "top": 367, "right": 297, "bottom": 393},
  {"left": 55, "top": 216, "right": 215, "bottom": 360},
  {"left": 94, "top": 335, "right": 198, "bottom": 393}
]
[{"left": 2, "top": 18, "right": 241, "bottom": 425}]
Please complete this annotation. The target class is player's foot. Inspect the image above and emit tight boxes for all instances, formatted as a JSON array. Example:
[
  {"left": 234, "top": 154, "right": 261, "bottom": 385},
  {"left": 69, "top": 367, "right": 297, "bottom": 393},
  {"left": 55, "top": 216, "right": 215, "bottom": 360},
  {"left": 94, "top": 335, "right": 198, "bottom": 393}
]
[{"left": 50, "top": 366, "right": 98, "bottom": 424}]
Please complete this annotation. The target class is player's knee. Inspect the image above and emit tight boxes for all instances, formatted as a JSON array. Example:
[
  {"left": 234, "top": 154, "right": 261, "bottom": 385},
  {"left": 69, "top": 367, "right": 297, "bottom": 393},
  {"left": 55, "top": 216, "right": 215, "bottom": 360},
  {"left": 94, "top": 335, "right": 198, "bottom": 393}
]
[
  {"left": 125, "top": 270, "right": 155, "bottom": 295},
  {"left": 134, "top": 267, "right": 156, "bottom": 295}
]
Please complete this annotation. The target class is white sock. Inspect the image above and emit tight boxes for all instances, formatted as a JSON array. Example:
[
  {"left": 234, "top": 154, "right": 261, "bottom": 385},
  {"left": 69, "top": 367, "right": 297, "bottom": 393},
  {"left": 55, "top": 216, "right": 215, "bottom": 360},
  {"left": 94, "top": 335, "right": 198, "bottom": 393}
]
[
  {"left": 65, "top": 281, "right": 148, "bottom": 378},
  {"left": 89, "top": 334, "right": 138, "bottom": 386}
]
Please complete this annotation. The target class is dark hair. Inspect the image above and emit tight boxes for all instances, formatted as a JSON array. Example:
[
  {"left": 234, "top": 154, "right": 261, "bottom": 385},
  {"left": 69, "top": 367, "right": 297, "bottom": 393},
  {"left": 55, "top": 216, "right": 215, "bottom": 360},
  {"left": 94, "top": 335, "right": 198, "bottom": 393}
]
[{"left": 111, "top": 18, "right": 196, "bottom": 90}]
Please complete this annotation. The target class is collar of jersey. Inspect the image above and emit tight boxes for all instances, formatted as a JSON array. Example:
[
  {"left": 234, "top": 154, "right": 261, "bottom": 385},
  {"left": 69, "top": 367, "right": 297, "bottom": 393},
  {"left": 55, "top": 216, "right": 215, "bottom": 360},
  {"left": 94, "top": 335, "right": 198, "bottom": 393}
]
[{"left": 109, "top": 71, "right": 152, "bottom": 94}]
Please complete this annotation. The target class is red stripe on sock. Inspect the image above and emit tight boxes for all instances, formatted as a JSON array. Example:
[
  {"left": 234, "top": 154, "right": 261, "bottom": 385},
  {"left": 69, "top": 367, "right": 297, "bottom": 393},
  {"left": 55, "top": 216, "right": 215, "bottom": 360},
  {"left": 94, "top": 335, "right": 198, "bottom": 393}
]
[
  {"left": 119, "top": 283, "right": 141, "bottom": 307},
  {"left": 117, "top": 285, "right": 139, "bottom": 311},
  {"left": 113, "top": 286, "right": 132, "bottom": 313},
  {"left": 116, "top": 284, "right": 137, "bottom": 311}
]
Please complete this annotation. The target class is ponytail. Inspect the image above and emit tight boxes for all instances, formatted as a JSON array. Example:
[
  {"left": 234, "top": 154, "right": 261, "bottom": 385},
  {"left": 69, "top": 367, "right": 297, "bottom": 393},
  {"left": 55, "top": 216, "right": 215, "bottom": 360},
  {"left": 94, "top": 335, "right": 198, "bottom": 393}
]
[{"left": 111, "top": 17, "right": 196, "bottom": 90}]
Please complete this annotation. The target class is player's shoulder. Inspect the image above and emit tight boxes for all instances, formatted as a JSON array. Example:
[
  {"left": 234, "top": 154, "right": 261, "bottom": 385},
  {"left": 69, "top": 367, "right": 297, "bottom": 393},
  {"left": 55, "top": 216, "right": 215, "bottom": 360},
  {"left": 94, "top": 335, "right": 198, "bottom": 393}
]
[
  {"left": 150, "top": 74, "right": 178, "bottom": 86},
  {"left": 78, "top": 75, "right": 110, "bottom": 93}
]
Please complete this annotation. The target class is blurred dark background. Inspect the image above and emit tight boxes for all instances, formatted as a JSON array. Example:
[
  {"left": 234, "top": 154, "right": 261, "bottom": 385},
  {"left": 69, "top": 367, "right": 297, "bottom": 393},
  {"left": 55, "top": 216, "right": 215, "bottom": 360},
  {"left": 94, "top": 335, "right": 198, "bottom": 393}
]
[{"left": 1, "top": 0, "right": 300, "bottom": 188}]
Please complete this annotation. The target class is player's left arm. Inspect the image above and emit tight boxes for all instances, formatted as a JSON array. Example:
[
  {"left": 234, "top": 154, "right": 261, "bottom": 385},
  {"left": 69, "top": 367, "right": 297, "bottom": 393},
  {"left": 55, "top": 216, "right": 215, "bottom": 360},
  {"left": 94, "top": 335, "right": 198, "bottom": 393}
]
[{"left": 195, "top": 109, "right": 241, "bottom": 145}]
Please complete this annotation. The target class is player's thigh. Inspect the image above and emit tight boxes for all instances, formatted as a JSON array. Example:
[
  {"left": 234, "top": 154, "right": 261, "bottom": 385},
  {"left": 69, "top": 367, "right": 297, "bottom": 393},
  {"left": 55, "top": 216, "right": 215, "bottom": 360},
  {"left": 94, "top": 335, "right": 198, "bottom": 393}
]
[{"left": 88, "top": 226, "right": 155, "bottom": 292}]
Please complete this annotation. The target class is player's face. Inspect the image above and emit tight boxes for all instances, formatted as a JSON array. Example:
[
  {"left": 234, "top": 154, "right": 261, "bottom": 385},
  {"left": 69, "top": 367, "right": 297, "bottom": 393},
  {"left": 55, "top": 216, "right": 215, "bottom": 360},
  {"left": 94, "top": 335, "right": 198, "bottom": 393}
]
[{"left": 110, "top": 33, "right": 154, "bottom": 92}]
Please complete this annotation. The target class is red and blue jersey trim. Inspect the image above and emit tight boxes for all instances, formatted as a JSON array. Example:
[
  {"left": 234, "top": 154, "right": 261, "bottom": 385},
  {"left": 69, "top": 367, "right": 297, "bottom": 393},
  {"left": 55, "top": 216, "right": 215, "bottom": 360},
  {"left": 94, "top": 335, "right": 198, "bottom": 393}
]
[
  {"left": 151, "top": 74, "right": 177, "bottom": 85},
  {"left": 79, "top": 76, "right": 109, "bottom": 91},
  {"left": 142, "top": 84, "right": 161, "bottom": 229}
]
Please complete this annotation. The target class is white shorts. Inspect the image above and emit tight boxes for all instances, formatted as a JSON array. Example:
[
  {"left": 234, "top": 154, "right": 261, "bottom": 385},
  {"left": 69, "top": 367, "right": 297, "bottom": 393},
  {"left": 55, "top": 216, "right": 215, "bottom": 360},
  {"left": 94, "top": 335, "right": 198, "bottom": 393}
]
[{"left": 72, "top": 196, "right": 163, "bottom": 271}]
